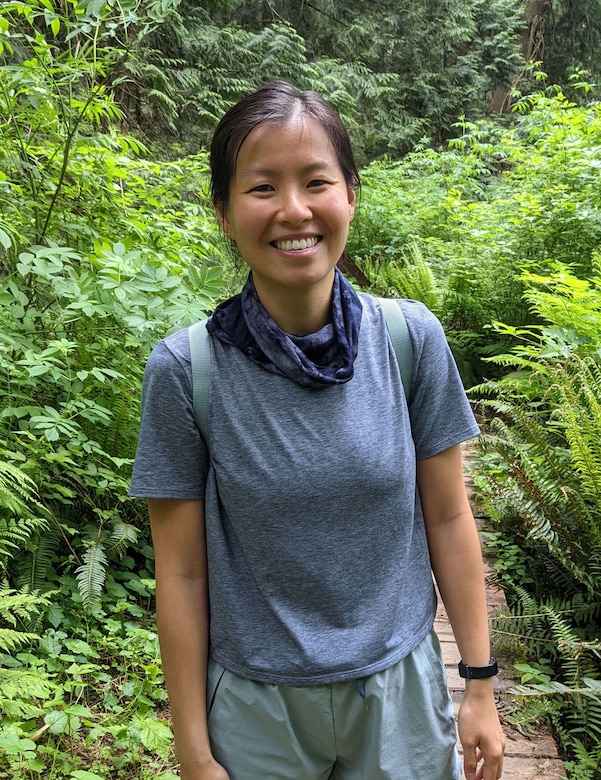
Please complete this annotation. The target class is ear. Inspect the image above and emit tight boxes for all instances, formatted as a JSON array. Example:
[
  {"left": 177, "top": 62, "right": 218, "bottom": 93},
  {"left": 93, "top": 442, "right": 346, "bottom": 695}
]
[
  {"left": 348, "top": 187, "right": 356, "bottom": 221},
  {"left": 216, "top": 205, "right": 233, "bottom": 240}
]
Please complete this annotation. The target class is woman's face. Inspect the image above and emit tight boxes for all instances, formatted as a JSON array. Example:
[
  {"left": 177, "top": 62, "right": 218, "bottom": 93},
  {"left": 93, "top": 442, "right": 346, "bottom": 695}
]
[{"left": 219, "top": 116, "right": 355, "bottom": 302}]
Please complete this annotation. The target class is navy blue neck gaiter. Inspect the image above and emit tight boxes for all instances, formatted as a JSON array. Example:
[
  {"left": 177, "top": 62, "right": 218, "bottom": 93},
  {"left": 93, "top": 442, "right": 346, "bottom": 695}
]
[{"left": 206, "top": 267, "right": 363, "bottom": 389}]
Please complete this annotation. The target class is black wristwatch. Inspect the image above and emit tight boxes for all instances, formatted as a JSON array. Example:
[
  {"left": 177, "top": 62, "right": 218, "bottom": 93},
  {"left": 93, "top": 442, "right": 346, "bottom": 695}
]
[{"left": 458, "top": 657, "right": 498, "bottom": 679}]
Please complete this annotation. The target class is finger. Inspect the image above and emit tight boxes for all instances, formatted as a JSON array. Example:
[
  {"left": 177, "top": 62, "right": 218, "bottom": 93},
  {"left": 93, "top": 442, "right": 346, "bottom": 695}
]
[
  {"left": 482, "top": 754, "right": 504, "bottom": 780},
  {"left": 463, "top": 746, "right": 482, "bottom": 780}
]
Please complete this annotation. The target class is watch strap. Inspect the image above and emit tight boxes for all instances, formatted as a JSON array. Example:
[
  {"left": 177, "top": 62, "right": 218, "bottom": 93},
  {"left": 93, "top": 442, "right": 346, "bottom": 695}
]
[{"left": 458, "top": 657, "right": 498, "bottom": 679}]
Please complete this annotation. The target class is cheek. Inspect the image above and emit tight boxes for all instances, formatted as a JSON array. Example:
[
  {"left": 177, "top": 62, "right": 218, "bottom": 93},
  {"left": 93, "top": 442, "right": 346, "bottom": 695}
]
[
  {"left": 231, "top": 200, "right": 264, "bottom": 228},
  {"left": 331, "top": 201, "right": 353, "bottom": 236},
  {"left": 329, "top": 190, "right": 354, "bottom": 220}
]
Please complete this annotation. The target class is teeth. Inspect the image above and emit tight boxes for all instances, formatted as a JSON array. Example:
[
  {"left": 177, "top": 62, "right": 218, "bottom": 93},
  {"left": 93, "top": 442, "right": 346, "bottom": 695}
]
[{"left": 275, "top": 237, "right": 319, "bottom": 251}]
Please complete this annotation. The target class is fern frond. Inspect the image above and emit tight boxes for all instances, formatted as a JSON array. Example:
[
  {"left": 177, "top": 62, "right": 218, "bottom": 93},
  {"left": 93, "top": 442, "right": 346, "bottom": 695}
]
[
  {"left": 550, "top": 356, "right": 601, "bottom": 515},
  {"left": 0, "top": 461, "right": 39, "bottom": 514},
  {"left": 385, "top": 244, "right": 440, "bottom": 313},
  {"left": 477, "top": 400, "right": 598, "bottom": 590},
  {"left": 544, "top": 607, "right": 600, "bottom": 680},
  {"left": 0, "top": 668, "right": 57, "bottom": 719},
  {"left": 490, "top": 586, "right": 556, "bottom": 658},
  {"left": 0, "top": 459, "right": 50, "bottom": 571},
  {"left": 108, "top": 518, "right": 139, "bottom": 557},
  {"left": 0, "top": 515, "right": 48, "bottom": 568},
  {"left": 0, "top": 627, "right": 38, "bottom": 653},
  {"left": 16, "top": 523, "right": 61, "bottom": 592},
  {"left": 0, "top": 583, "right": 49, "bottom": 652},
  {"left": 486, "top": 422, "right": 587, "bottom": 552},
  {"left": 509, "top": 679, "right": 601, "bottom": 698},
  {"left": 75, "top": 541, "right": 108, "bottom": 610},
  {"left": 0, "top": 584, "right": 46, "bottom": 620},
  {"left": 505, "top": 696, "right": 562, "bottom": 735},
  {"left": 511, "top": 675, "right": 601, "bottom": 745}
]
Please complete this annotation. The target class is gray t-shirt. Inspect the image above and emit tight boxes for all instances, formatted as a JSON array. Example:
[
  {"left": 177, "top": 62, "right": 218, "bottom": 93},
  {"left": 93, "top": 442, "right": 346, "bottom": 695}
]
[{"left": 130, "top": 295, "right": 479, "bottom": 685}]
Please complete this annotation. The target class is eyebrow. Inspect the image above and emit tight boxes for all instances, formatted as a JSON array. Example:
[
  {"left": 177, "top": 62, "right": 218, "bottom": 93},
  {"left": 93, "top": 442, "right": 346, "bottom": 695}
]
[{"left": 238, "top": 161, "right": 337, "bottom": 179}]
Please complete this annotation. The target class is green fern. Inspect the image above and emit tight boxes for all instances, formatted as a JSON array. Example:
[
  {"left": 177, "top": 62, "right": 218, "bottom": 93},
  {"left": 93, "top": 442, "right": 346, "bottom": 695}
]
[
  {"left": 490, "top": 585, "right": 556, "bottom": 658},
  {"left": 510, "top": 678, "right": 601, "bottom": 703},
  {"left": 545, "top": 609, "right": 600, "bottom": 682},
  {"left": 479, "top": 410, "right": 596, "bottom": 589},
  {"left": 0, "top": 626, "right": 38, "bottom": 653},
  {"left": 75, "top": 541, "right": 108, "bottom": 610},
  {"left": 563, "top": 738, "right": 601, "bottom": 780},
  {"left": 498, "top": 595, "right": 601, "bottom": 756},
  {"left": 548, "top": 356, "right": 601, "bottom": 514},
  {"left": 0, "top": 459, "right": 49, "bottom": 571},
  {"left": 378, "top": 243, "right": 441, "bottom": 313},
  {"left": 16, "top": 524, "right": 61, "bottom": 593},
  {"left": 0, "top": 583, "right": 49, "bottom": 653},
  {"left": 0, "top": 667, "right": 57, "bottom": 719},
  {"left": 108, "top": 518, "right": 139, "bottom": 556},
  {"left": 0, "top": 461, "right": 38, "bottom": 514},
  {"left": 505, "top": 696, "right": 563, "bottom": 737}
]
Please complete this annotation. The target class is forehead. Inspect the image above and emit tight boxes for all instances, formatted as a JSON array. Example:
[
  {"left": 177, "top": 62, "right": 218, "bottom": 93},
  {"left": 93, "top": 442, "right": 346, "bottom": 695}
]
[{"left": 235, "top": 116, "right": 339, "bottom": 176}]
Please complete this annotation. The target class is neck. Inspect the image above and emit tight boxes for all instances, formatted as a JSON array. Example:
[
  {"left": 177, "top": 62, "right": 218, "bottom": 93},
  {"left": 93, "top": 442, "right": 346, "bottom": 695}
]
[{"left": 251, "top": 274, "right": 335, "bottom": 335}]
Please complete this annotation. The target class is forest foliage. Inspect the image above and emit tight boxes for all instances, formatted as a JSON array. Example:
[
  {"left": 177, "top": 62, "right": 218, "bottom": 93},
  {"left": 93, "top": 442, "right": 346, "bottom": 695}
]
[{"left": 1, "top": 0, "right": 601, "bottom": 778}]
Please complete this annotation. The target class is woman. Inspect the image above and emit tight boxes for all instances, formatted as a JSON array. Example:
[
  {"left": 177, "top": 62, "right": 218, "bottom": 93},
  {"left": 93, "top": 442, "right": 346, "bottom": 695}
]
[{"left": 130, "top": 81, "right": 505, "bottom": 780}]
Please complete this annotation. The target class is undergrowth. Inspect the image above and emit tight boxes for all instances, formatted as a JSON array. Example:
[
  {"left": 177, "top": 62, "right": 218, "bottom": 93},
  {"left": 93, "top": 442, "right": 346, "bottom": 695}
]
[
  {"left": 472, "top": 263, "right": 601, "bottom": 779},
  {"left": 0, "top": 568, "right": 179, "bottom": 780}
]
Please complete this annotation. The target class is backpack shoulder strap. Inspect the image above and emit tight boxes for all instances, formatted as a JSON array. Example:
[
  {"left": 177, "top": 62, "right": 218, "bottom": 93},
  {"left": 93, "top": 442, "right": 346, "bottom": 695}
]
[
  {"left": 188, "top": 318, "right": 211, "bottom": 445},
  {"left": 378, "top": 297, "right": 413, "bottom": 399}
]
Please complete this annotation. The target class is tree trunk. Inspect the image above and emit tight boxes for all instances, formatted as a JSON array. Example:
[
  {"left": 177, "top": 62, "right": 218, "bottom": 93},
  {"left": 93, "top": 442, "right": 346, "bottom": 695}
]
[
  {"left": 489, "top": 1, "right": 550, "bottom": 114},
  {"left": 522, "top": 0, "right": 549, "bottom": 63},
  {"left": 338, "top": 255, "right": 370, "bottom": 288}
]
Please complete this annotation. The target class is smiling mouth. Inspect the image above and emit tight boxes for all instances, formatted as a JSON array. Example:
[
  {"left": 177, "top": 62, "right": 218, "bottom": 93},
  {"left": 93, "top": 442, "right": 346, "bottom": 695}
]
[{"left": 272, "top": 236, "right": 321, "bottom": 251}]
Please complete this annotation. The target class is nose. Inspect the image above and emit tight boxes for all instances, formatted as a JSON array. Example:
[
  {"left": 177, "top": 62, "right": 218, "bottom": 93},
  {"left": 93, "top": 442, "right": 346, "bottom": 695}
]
[{"left": 277, "top": 187, "right": 312, "bottom": 224}]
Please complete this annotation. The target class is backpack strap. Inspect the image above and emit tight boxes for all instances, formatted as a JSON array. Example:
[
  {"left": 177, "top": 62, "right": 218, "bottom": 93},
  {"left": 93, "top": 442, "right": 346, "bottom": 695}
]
[
  {"left": 378, "top": 297, "right": 413, "bottom": 399},
  {"left": 188, "top": 319, "right": 211, "bottom": 445},
  {"left": 188, "top": 299, "right": 413, "bottom": 446}
]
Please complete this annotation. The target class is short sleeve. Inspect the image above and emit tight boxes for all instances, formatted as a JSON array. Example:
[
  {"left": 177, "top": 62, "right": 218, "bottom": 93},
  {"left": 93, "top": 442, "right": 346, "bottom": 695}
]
[
  {"left": 400, "top": 300, "right": 480, "bottom": 460},
  {"left": 129, "top": 329, "right": 209, "bottom": 499}
]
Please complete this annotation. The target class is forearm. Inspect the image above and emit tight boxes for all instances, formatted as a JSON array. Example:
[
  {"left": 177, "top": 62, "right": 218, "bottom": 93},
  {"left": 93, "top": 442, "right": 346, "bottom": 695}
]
[
  {"left": 427, "top": 509, "right": 491, "bottom": 668},
  {"left": 418, "top": 445, "right": 491, "bottom": 665},
  {"left": 156, "top": 572, "right": 213, "bottom": 765},
  {"left": 148, "top": 498, "right": 222, "bottom": 776},
  {"left": 418, "top": 447, "right": 505, "bottom": 779},
  {"left": 427, "top": 511, "right": 499, "bottom": 711}
]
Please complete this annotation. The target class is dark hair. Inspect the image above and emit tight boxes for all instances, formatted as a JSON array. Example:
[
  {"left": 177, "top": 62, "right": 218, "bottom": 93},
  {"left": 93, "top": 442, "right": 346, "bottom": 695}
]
[{"left": 210, "top": 81, "right": 360, "bottom": 210}]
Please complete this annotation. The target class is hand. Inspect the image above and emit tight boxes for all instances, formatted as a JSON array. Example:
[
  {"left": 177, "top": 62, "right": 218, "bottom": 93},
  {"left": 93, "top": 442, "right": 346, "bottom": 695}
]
[
  {"left": 458, "top": 682, "right": 505, "bottom": 780},
  {"left": 180, "top": 756, "right": 230, "bottom": 780}
]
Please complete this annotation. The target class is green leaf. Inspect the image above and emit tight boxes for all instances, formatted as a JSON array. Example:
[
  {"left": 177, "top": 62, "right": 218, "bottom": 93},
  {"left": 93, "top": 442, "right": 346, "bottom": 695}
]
[
  {"left": 136, "top": 716, "right": 173, "bottom": 759},
  {"left": 26, "top": 759, "right": 47, "bottom": 771},
  {"left": 0, "top": 730, "right": 36, "bottom": 756},
  {"left": 38, "top": 631, "right": 64, "bottom": 656},
  {"left": 64, "top": 638, "right": 98, "bottom": 658},
  {"left": 27, "top": 365, "right": 51, "bottom": 377},
  {"left": 44, "top": 710, "right": 70, "bottom": 734}
]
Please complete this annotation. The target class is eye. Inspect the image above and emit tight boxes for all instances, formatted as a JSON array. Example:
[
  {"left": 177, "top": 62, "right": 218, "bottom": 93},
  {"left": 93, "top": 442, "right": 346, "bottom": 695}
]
[
  {"left": 308, "top": 179, "right": 328, "bottom": 188},
  {"left": 250, "top": 183, "right": 274, "bottom": 193}
]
